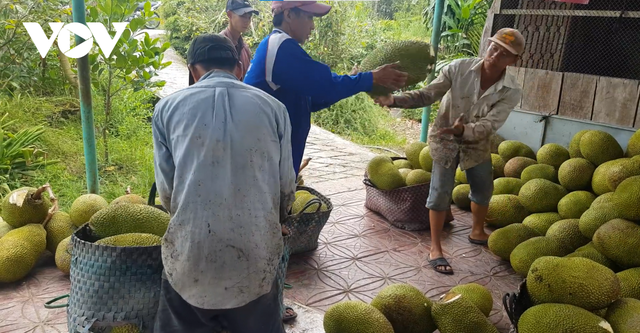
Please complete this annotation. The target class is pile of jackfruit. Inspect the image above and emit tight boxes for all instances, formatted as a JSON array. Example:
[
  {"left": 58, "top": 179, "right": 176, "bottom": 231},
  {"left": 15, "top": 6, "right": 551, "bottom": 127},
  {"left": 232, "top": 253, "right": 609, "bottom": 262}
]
[
  {"left": 0, "top": 186, "right": 169, "bottom": 283},
  {"left": 365, "top": 141, "right": 434, "bottom": 190},
  {"left": 447, "top": 128, "right": 639, "bottom": 332},
  {"left": 323, "top": 282, "right": 502, "bottom": 333}
]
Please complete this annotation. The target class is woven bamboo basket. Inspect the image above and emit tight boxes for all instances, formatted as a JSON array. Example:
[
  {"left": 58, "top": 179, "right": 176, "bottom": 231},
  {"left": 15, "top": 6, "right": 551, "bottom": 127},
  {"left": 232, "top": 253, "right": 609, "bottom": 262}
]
[
  {"left": 277, "top": 225, "right": 292, "bottom": 317},
  {"left": 282, "top": 185, "right": 333, "bottom": 255},
  {"left": 503, "top": 279, "right": 534, "bottom": 333}
]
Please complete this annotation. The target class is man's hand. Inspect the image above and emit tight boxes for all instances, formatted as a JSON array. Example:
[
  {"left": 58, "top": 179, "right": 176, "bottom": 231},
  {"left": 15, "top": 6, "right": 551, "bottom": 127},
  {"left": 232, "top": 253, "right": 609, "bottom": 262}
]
[
  {"left": 374, "top": 94, "right": 394, "bottom": 107},
  {"left": 438, "top": 114, "right": 466, "bottom": 137},
  {"left": 371, "top": 62, "right": 409, "bottom": 90},
  {"left": 349, "top": 63, "right": 359, "bottom": 75}
]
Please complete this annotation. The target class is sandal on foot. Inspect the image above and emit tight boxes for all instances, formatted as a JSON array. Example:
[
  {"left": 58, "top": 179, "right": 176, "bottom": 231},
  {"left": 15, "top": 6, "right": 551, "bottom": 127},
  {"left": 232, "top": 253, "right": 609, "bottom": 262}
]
[
  {"left": 428, "top": 257, "right": 454, "bottom": 275},
  {"left": 283, "top": 306, "right": 297, "bottom": 322},
  {"left": 468, "top": 235, "right": 488, "bottom": 246}
]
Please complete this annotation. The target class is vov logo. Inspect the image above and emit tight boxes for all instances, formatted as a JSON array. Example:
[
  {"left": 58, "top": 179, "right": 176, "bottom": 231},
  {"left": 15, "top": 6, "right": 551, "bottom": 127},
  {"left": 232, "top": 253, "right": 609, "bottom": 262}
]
[{"left": 23, "top": 22, "right": 129, "bottom": 59}]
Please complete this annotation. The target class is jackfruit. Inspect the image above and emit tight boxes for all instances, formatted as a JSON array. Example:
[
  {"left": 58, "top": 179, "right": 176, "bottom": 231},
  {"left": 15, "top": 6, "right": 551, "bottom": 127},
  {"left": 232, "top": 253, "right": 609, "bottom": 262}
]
[
  {"left": 367, "top": 155, "right": 406, "bottom": 190},
  {"left": 431, "top": 292, "right": 499, "bottom": 333},
  {"left": 579, "top": 206, "right": 622, "bottom": 239},
  {"left": 452, "top": 184, "right": 471, "bottom": 210},
  {"left": 418, "top": 145, "right": 433, "bottom": 172},
  {"left": 110, "top": 194, "right": 147, "bottom": 206},
  {"left": 593, "top": 308, "right": 609, "bottom": 318},
  {"left": 405, "top": 141, "right": 427, "bottom": 171},
  {"left": 616, "top": 268, "right": 640, "bottom": 299},
  {"left": 399, "top": 168, "right": 412, "bottom": 181},
  {"left": 1, "top": 186, "right": 51, "bottom": 228},
  {"left": 498, "top": 140, "right": 536, "bottom": 161},
  {"left": 580, "top": 130, "right": 624, "bottom": 166},
  {"left": 558, "top": 158, "right": 595, "bottom": 191},
  {"left": 110, "top": 324, "right": 141, "bottom": 333},
  {"left": 610, "top": 175, "right": 640, "bottom": 221},
  {"left": 557, "top": 191, "right": 596, "bottom": 219},
  {"left": 510, "top": 236, "right": 571, "bottom": 276},
  {"left": 492, "top": 177, "right": 523, "bottom": 195},
  {"left": 405, "top": 169, "right": 430, "bottom": 186},
  {"left": 69, "top": 194, "right": 108, "bottom": 227},
  {"left": 393, "top": 159, "right": 413, "bottom": 169},
  {"left": 518, "top": 178, "right": 567, "bottom": 213},
  {"left": 591, "top": 192, "right": 615, "bottom": 209},
  {"left": 488, "top": 223, "right": 540, "bottom": 261},
  {"left": 45, "top": 211, "right": 75, "bottom": 254},
  {"left": 591, "top": 158, "right": 628, "bottom": 195},
  {"left": 605, "top": 159, "right": 640, "bottom": 192},
  {"left": 626, "top": 129, "right": 640, "bottom": 157},
  {"left": 359, "top": 40, "right": 435, "bottom": 97},
  {"left": 522, "top": 212, "right": 562, "bottom": 235},
  {"left": 537, "top": 143, "right": 570, "bottom": 169},
  {"left": 323, "top": 300, "right": 394, "bottom": 333},
  {"left": 527, "top": 256, "right": 621, "bottom": 310},
  {"left": 545, "top": 219, "right": 590, "bottom": 252},
  {"left": 292, "top": 193, "right": 323, "bottom": 214},
  {"left": 95, "top": 233, "right": 162, "bottom": 247},
  {"left": 520, "top": 164, "right": 558, "bottom": 183},
  {"left": 491, "top": 153, "right": 505, "bottom": 178},
  {"left": 449, "top": 283, "right": 493, "bottom": 317},
  {"left": 0, "top": 224, "right": 47, "bottom": 283},
  {"left": 604, "top": 298, "right": 640, "bottom": 333},
  {"left": 569, "top": 129, "right": 591, "bottom": 158},
  {"left": 593, "top": 218, "right": 640, "bottom": 269},
  {"left": 485, "top": 194, "right": 529, "bottom": 228},
  {"left": 504, "top": 157, "right": 537, "bottom": 178},
  {"left": 455, "top": 167, "right": 467, "bottom": 183},
  {"left": 518, "top": 303, "right": 614, "bottom": 333},
  {"left": 0, "top": 218, "right": 13, "bottom": 239},
  {"left": 55, "top": 235, "right": 71, "bottom": 275},
  {"left": 566, "top": 243, "right": 619, "bottom": 272},
  {"left": 370, "top": 283, "right": 437, "bottom": 333},
  {"left": 88, "top": 203, "right": 170, "bottom": 239}
]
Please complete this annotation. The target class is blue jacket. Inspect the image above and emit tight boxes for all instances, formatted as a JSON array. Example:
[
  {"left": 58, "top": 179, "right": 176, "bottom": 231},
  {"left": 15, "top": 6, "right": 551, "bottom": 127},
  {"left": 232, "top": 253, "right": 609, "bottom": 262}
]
[{"left": 244, "top": 28, "right": 374, "bottom": 176}]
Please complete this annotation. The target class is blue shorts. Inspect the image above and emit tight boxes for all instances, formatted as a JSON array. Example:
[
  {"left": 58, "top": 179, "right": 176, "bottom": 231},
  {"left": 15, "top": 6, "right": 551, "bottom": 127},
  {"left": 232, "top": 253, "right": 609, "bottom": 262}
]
[{"left": 426, "top": 157, "right": 494, "bottom": 211}]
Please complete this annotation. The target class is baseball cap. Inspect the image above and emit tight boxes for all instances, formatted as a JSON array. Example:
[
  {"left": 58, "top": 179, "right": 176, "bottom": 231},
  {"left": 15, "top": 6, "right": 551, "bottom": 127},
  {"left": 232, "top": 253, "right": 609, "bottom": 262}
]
[
  {"left": 226, "top": 0, "right": 259, "bottom": 15},
  {"left": 187, "top": 34, "right": 239, "bottom": 85},
  {"left": 271, "top": 1, "right": 332, "bottom": 17},
  {"left": 488, "top": 28, "right": 525, "bottom": 55}
]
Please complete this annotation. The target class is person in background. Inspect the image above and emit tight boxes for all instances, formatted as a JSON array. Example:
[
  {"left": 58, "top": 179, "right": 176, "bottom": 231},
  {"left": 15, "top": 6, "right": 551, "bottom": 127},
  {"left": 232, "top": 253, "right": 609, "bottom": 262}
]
[
  {"left": 243, "top": 1, "right": 409, "bottom": 178},
  {"left": 153, "top": 33, "right": 296, "bottom": 333},
  {"left": 219, "top": 0, "right": 258, "bottom": 81},
  {"left": 374, "top": 28, "right": 525, "bottom": 275}
]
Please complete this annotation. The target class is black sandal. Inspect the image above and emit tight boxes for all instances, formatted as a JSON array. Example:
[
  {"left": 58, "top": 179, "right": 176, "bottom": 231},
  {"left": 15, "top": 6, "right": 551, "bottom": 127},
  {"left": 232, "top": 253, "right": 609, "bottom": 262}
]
[
  {"left": 468, "top": 235, "right": 488, "bottom": 246},
  {"left": 428, "top": 256, "right": 454, "bottom": 275},
  {"left": 283, "top": 306, "right": 297, "bottom": 322}
]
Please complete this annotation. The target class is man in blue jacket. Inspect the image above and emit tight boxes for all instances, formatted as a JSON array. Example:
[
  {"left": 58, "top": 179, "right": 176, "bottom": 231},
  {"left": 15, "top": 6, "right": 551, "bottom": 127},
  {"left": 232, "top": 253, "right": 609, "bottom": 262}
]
[{"left": 244, "top": 1, "right": 408, "bottom": 177}]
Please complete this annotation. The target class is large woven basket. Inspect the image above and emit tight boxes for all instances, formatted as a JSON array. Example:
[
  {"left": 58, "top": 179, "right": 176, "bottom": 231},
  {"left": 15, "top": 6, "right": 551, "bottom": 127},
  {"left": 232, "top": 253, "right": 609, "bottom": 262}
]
[
  {"left": 66, "top": 224, "right": 163, "bottom": 333},
  {"left": 364, "top": 157, "right": 453, "bottom": 231},
  {"left": 277, "top": 226, "right": 292, "bottom": 317},
  {"left": 503, "top": 279, "right": 534, "bottom": 333},
  {"left": 282, "top": 185, "right": 333, "bottom": 255}
]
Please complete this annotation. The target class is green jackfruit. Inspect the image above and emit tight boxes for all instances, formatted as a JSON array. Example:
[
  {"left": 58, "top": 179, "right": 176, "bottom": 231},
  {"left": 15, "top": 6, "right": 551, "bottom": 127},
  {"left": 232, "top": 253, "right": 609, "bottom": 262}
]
[
  {"left": 520, "top": 164, "right": 558, "bottom": 183},
  {"left": 566, "top": 243, "right": 620, "bottom": 272},
  {"left": 393, "top": 159, "right": 413, "bottom": 169},
  {"left": 95, "top": 233, "right": 162, "bottom": 247},
  {"left": 488, "top": 223, "right": 540, "bottom": 261},
  {"left": 55, "top": 235, "right": 71, "bottom": 275},
  {"left": 452, "top": 184, "right": 471, "bottom": 210},
  {"left": 0, "top": 218, "right": 13, "bottom": 239},
  {"left": 510, "top": 236, "right": 571, "bottom": 276},
  {"left": 616, "top": 268, "right": 640, "bottom": 299},
  {"left": 558, "top": 158, "right": 596, "bottom": 191},
  {"left": 88, "top": 203, "right": 170, "bottom": 239},
  {"left": 593, "top": 218, "right": 640, "bottom": 269},
  {"left": 605, "top": 159, "right": 640, "bottom": 192},
  {"left": 455, "top": 167, "right": 467, "bottom": 184},
  {"left": 69, "top": 194, "right": 108, "bottom": 227},
  {"left": 1, "top": 186, "right": 51, "bottom": 228},
  {"left": 604, "top": 298, "right": 640, "bottom": 333},
  {"left": 492, "top": 177, "right": 524, "bottom": 195},
  {"left": 45, "top": 211, "right": 75, "bottom": 254},
  {"left": 580, "top": 130, "right": 624, "bottom": 166},
  {"left": 591, "top": 192, "right": 615, "bottom": 209},
  {"left": 527, "top": 256, "right": 621, "bottom": 310},
  {"left": 405, "top": 169, "right": 430, "bottom": 186},
  {"left": 491, "top": 153, "right": 505, "bottom": 178},
  {"left": 503, "top": 157, "right": 537, "bottom": 178},
  {"left": 110, "top": 194, "right": 147, "bottom": 206},
  {"left": 449, "top": 283, "right": 493, "bottom": 317},
  {"left": 558, "top": 190, "right": 596, "bottom": 219},
  {"left": 537, "top": 143, "right": 570, "bottom": 169},
  {"left": 418, "top": 145, "right": 433, "bottom": 172},
  {"left": 431, "top": 292, "right": 499, "bottom": 333},
  {"left": 611, "top": 175, "right": 640, "bottom": 220},
  {"left": 323, "top": 300, "right": 394, "bottom": 333},
  {"left": 292, "top": 193, "right": 325, "bottom": 214},
  {"left": 518, "top": 178, "right": 567, "bottom": 213},
  {"left": 405, "top": 141, "right": 427, "bottom": 171},
  {"left": 545, "top": 219, "right": 590, "bottom": 252},
  {"left": 591, "top": 158, "right": 628, "bottom": 195},
  {"left": 579, "top": 206, "right": 622, "bottom": 239},
  {"left": 399, "top": 168, "right": 412, "bottom": 181},
  {"left": 370, "top": 283, "right": 437, "bottom": 333},
  {"left": 498, "top": 140, "right": 536, "bottom": 161},
  {"left": 359, "top": 40, "right": 435, "bottom": 97},
  {"left": 0, "top": 224, "right": 47, "bottom": 283},
  {"left": 569, "top": 129, "right": 591, "bottom": 158},
  {"left": 485, "top": 194, "right": 529, "bottom": 228},
  {"left": 518, "top": 303, "right": 614, "bottom": 333},
  {"left": 367, "top": 155, "right": 406, "bottom": 190},
  {"left": 522, "top": 212, "right": 562, "bottom": 235},
  {"left": 625, "top": 129, "right": 640, "bottom": 157}
]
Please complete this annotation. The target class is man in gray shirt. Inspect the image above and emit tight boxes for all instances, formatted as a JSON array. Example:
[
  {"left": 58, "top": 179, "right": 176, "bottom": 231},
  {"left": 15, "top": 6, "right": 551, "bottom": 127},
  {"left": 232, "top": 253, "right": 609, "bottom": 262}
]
[{"left": 152, "top": 33, "right": 296, "bottom": 333}]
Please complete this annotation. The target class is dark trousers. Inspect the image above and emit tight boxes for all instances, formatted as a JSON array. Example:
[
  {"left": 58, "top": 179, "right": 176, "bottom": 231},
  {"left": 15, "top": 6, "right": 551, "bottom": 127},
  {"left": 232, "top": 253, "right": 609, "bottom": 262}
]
[{"left": 154, "top": 272, "right": 285, "bottom": 333}]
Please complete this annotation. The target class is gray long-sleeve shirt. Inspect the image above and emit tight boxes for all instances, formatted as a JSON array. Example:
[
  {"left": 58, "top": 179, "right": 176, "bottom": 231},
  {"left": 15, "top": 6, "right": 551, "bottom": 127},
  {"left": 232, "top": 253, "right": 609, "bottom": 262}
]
[{"left": 152, "top": 69, "right": 297, "bottom": 310}]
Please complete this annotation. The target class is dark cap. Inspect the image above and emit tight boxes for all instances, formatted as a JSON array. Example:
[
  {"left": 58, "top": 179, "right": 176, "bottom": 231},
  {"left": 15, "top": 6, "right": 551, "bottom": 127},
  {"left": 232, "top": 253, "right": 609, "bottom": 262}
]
[
  {"left": 226, "top": 0, "right": 259, "bottom": 16},
  {"left": 187, "top": 34, "right": 239, "bottom": 85}
]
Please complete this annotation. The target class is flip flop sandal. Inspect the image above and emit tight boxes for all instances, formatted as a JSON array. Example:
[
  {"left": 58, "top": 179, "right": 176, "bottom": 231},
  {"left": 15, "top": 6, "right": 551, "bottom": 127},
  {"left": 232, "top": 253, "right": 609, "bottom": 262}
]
[
  {"left": 428, "top": 257, "right": 454, "bottom": 275},
  {"left": 468, "top": 236, "right": 488, "bottom": 246},
  {"left": 283, "top": 306, "right": 297, "bottom": 322}
]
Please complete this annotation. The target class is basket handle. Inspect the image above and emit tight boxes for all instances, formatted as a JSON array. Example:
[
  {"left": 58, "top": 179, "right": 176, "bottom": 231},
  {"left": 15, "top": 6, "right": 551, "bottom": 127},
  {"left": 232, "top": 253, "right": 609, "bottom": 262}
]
[
  {"left": 502, "top": 292, "right": 518, "bottom": 326},
  {"left": 363, "top": 178, "right": 377, "bottom": 188},
  {"left": 44, "top": 294, "right": 69, "bottom": 309},
  {"left": 148, "top": 182, "right": 157, "bottom": 206},
  {"left": 291, "top": 197, "right": 323, "bottom": 217}
]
